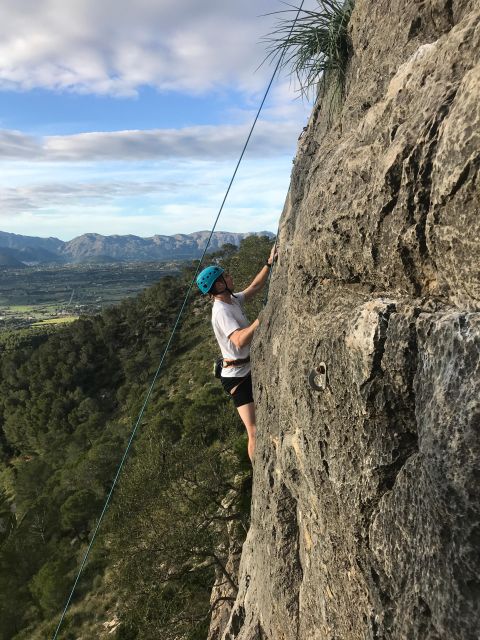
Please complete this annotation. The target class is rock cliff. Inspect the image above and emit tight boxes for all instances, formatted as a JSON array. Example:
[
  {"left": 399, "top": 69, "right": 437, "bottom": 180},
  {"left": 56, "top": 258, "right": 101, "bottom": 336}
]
[{"left": 212, "top": 1, "right": 480, "bottom": 638}]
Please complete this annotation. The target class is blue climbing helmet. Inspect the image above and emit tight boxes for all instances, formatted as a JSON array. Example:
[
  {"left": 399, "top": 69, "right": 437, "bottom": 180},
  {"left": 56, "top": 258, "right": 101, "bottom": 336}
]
[{"left": 196, "top": 265, "right": 224, "bottom": 294}]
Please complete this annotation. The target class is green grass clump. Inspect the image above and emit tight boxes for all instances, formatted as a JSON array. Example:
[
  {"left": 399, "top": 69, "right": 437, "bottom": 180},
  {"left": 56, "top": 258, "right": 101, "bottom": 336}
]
[
  {"left": 263, "top": 0, "right": 354, "bottom": 101},
  {"left": 7, "top": 305, "right": 36, "bottom": 312},
  {"left": 31, "top": 316, "right": 79, "bottom": 326}
]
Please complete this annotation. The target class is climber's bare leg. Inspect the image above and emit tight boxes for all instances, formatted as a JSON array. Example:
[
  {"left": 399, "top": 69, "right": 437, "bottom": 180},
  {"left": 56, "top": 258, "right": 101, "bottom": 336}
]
[{"left": 236, "top": 402, "right": 256, "bottom": 462}]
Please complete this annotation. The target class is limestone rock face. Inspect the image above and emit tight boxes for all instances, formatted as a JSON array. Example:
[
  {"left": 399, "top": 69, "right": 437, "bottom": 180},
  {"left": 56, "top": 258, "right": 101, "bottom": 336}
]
[{"left": 216, "top": 1, "right": 480, "bottom": 639}]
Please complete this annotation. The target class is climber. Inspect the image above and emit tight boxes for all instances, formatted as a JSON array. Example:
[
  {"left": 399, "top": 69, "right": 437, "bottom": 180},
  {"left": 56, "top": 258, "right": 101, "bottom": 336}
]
[{"left": 196, "top": 244, "right": 278, "bottom": 462}]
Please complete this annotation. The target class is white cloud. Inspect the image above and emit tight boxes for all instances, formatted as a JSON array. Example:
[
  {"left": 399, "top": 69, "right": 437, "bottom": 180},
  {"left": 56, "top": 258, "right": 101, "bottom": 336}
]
[
  {"left": 0, "top": 119, "right": 301, "bottom": 161},
  {"left": 0, "top": 130, "right": 40, "bottom": 158},
  {"left": 0, "top": 0, "right": 318, "bottom": 97},
  {"left": 0, "top": 180, "right": 183, "bottom": 215},
  {"left": 0, "top": 156, "right": 292, "bottom": 239}
]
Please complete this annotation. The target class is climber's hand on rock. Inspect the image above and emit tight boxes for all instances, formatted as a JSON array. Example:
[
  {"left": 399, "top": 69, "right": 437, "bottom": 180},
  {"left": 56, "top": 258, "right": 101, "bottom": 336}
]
[
  {"left": 257, "top": 310, "right": 268, "bottom": 329},
  {"left": 268, "top": 245, "right": 278, "bottom": 265}
]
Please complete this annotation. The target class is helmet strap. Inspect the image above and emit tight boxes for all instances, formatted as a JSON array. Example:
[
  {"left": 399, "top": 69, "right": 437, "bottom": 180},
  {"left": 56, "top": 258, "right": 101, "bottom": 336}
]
[
  {"left": 222, "top": 276, "right": 237, "bottom": 298},
  {"left": 215, "top": 275, "right": 237, "bottom": 298}
]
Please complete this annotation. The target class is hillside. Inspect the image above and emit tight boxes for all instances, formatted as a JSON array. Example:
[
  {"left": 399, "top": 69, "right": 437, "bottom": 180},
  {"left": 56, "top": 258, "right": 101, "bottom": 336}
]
[
  {"left": 0, "top": 236, "right": 272, "bottom": 639},
  {"left": 0, "top": 249, "right": 26, "bottom": 269},
  {"left": 0, "top": 231, "right": 64, "bottom": 255}
]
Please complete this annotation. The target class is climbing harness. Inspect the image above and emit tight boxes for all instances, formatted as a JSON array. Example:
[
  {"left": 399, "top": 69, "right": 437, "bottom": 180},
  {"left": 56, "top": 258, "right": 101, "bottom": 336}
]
[
  {"left": 223, "top": 357, "right": 251, "bottom": 368},
  {"left": 213, "top": 356, "right": 251, "bottom": 379},
  {"left": 52, "top": 3, "right": 306, "bottom": 637}
]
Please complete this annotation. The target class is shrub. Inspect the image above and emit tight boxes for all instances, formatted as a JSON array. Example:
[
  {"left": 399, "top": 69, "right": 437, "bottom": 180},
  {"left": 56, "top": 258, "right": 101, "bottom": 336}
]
[
  {"left": 29, "top": 558, "right": 73, "bottom": 616},
  {"left": 263, "top": 0, "right": 354, "bottom": 100},
  {"left": 60, "top": 489, "right": 102, "bottom": 536}
]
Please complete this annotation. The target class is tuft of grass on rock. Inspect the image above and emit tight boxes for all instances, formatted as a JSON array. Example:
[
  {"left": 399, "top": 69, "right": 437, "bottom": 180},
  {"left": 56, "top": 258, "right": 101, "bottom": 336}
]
[{"left": 263, "top": 0, "right": 354, "bottom": 102}]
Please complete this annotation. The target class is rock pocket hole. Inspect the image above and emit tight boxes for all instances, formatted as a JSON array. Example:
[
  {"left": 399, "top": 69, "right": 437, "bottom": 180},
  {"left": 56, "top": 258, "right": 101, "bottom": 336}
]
[{"left": 308, "top": 362, "right": 327, "bottom": 391}]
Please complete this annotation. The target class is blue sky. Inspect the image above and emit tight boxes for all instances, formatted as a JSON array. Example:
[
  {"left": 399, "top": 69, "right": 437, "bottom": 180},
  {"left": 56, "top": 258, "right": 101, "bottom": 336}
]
[{"left": 0, "top": 1, "right": 315, "bottom": 240}]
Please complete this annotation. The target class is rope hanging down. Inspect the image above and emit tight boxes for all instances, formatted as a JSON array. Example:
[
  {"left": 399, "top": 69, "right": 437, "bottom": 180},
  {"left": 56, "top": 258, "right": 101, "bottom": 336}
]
[{"left": 52, "top": 4, "right": 305, "bottom": 637}]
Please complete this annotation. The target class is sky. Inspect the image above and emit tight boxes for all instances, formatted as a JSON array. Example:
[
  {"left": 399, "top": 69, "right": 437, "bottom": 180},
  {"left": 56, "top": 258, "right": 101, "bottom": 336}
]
[{"left": 0, "top": 0, "right": 316, "bottom": 241}]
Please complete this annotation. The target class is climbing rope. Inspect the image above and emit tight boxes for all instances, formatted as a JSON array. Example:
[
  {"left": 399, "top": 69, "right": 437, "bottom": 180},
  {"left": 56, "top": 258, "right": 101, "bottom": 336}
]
[{"left": 52, "top": 3, "right": 305, "bottom": 637}]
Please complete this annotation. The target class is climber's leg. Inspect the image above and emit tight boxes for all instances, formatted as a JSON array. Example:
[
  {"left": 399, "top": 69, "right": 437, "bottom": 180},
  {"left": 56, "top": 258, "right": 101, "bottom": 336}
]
[
  {"left": 236, "top": 402, "right": 256, "bottom": 462},
  {"left": 226, "top": 372, "right": 256, "bottom": 462}
]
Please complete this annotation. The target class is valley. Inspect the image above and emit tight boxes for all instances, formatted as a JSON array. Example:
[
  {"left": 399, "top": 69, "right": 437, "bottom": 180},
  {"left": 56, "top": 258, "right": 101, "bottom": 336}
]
[{"left": 0, "top": 261, "right": 182, "bottom": 332}]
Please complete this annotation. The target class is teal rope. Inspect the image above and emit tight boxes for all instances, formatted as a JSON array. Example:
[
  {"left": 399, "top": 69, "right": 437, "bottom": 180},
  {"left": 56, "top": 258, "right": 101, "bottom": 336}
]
[{"left": 52, "top": 3, "right": 305, "bottom": 637}]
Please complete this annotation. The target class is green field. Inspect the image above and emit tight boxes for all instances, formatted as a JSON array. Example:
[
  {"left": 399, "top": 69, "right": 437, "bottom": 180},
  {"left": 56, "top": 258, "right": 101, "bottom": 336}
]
[
  {"left": 6, "top": 305, "right": 37, "bottom": 312},
  {"left": 31, "top": 316, "right": 79, "bottom": 326},
  {"left": 0, "top": 261, "right": 183, "bottom": 331}
]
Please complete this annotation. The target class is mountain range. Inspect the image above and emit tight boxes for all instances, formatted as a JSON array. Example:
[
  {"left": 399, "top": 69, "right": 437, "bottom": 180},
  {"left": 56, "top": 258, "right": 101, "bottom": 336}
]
[{"left": 0, "top": 230, "right": 274, "bottom": 265}]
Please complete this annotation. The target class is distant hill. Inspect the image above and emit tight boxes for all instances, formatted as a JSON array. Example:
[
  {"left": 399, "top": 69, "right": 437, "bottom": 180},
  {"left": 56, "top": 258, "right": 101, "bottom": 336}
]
[
  {"left": 0, "top": 248, "right": 27, "bottom": 269},
  {"left": 0, "top": 230, "right": 274, "bottom": 264},
  {"left": 0, "top": 231, "right": 64, "bottom": 255}
]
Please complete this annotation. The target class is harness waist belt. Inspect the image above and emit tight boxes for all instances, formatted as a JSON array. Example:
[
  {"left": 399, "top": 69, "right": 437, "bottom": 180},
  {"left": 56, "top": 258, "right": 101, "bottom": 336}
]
[{"left": 223, "top": 356, "right": 251, "bottom": 368}]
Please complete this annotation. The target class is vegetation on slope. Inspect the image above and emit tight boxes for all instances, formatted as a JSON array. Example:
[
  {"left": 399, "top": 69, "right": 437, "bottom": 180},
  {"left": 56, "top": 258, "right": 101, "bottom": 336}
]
[{"left": 0, "top": 235, "right": 272, "bottom": 640}]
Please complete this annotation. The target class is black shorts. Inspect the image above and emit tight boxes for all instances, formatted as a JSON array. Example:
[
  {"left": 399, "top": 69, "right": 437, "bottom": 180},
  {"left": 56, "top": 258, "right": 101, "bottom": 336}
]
[{"left": 220, "top": 372, "right": 254, "bottom": 408}]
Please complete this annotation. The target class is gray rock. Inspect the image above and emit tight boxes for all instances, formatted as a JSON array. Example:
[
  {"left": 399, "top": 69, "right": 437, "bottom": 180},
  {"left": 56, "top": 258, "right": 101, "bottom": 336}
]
[{"left": 214, "top": 1, "right": 480, "bottom": 639}]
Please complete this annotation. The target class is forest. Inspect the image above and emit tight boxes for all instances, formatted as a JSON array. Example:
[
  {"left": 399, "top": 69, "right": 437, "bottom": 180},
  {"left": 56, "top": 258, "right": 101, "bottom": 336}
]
[{"left": 0, "top": 234, "right": 272, "bottom": 639}]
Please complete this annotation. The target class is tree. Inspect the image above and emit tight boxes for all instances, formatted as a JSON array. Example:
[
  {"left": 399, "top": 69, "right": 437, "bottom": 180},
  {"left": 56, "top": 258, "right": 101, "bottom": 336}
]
[
  {"left": 29, "top": 557, "right": 73, "bottom": 616},
  {"left": 0, "top": 489, "right": 15, "bottom": 546},
  {"left": 60, "top": 490, "right": 101, "bottom": 537}
]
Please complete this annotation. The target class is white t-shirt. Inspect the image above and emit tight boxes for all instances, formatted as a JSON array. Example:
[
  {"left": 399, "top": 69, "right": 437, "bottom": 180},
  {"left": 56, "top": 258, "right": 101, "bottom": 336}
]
[{"left": 212, "top": 291, "right": 251, "bottom": 378}]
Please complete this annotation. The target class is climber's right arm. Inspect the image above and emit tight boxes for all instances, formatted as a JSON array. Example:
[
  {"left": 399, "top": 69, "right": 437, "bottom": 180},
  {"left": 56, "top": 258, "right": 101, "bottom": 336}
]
[{"left": 229, "top": 319, "right": 260, "bottom": 349}]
